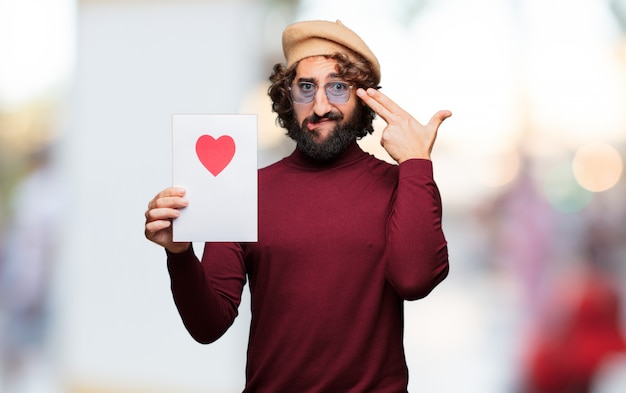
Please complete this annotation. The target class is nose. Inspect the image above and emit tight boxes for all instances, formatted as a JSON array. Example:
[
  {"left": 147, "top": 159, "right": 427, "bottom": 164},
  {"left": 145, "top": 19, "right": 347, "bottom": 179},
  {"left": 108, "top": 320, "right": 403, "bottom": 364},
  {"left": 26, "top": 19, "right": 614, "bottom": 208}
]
[{"left": 312, "top": 86, "right": 332, "bottom": 117}]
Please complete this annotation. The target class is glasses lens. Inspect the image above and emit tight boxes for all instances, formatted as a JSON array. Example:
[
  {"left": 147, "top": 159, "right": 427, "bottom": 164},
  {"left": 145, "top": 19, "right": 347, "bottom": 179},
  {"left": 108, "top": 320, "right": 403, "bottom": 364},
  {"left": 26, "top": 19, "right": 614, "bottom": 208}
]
[
  {"left": 325, "top": 82, "right": 351, "bottom": 103},
  {"left": 291, "top": 82, "right": 316, "bottom": 104}
]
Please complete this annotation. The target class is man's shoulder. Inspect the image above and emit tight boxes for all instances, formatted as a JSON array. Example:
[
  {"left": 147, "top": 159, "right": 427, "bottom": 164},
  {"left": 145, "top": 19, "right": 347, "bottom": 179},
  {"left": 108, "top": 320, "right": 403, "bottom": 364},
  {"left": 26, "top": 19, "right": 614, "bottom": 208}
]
[
  {"left": 258, "top": 156, "right": 290, "bottom": 174},
  {"left": 360, "top": 150, "right": 399, "bottom": 175},
  {"left": 257, "top": 156, "right": 293, "bottom": 187}
]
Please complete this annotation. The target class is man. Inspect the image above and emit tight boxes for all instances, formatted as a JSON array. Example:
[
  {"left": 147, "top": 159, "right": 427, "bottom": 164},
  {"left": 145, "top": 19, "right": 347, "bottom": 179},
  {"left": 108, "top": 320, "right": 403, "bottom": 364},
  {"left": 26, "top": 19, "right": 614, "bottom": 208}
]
[{"left": 145, "top": 20, "right": 451, "bottom": 392}]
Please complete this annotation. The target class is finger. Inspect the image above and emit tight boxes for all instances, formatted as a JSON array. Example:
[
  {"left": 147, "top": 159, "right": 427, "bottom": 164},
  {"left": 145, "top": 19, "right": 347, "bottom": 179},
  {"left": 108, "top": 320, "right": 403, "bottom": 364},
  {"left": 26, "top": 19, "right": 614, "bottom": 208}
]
[
  {"left": 148, "top": 186, "right": 188, "bottom": 210},
  {"left": 149, "top": 196, "right": 189, "bottom": 211},
  {"left": 149, "top": 187, "right": 186, "bottom": 207},
  {"left": 366, "top": 88, "right": 404, "bottom": 113},
  {"left": 357, "top": 88, "right": 400, "bottom": 122},
  {"left": 145, "top": 219, "right": 172, "bottom": 236},
  {"left": 145, "top": 207, "right": 181, "bottom": 222},
  {"left": 158, "top": 186, "right": 186, "bottom": 199}
]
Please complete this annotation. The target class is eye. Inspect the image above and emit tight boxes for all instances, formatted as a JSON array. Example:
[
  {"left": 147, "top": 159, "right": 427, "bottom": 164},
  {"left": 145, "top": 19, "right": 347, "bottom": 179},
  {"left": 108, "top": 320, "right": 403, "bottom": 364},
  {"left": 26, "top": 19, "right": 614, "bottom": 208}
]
[
  {"left": 298, "top": 82, "right": 315, "bottom": 93},
  {"left": 328, "top": 82, "right": 348, "bottom": 93}
]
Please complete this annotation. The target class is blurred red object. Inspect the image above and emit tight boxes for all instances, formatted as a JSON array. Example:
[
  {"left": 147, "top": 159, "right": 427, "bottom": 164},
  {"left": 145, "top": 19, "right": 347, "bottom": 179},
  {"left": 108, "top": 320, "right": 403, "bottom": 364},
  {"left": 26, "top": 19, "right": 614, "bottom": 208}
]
[{"left": 524, "top": 271, "right": 626, "bottom": 393}]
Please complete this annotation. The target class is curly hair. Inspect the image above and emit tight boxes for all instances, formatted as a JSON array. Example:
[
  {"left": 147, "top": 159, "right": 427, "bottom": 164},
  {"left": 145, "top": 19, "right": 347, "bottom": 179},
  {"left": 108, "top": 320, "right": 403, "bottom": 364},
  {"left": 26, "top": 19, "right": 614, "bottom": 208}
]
[{"left": 268, "top": 53, "right": 379, "bottom": 139}]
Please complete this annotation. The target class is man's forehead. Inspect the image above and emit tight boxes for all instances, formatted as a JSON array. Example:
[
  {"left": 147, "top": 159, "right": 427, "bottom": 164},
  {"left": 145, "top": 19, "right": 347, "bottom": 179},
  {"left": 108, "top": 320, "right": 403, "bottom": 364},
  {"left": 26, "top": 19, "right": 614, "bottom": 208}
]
[
  {"left": 294, "top": 57, "right": 341, "bottom": 79},
  {"left": 295, "top": 72, "right": 341, "bottom": 82}
]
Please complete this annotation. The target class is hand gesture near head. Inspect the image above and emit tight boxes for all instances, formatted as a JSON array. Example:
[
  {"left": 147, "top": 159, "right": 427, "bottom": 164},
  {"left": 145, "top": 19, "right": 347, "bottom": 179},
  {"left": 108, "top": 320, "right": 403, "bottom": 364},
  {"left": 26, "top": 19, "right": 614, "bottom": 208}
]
[
  {"left": 357, "top": 87, "right": 451, "bottom": 163},
  {"left": 144, "top": 187, "right": 191, "bottom": 254}
]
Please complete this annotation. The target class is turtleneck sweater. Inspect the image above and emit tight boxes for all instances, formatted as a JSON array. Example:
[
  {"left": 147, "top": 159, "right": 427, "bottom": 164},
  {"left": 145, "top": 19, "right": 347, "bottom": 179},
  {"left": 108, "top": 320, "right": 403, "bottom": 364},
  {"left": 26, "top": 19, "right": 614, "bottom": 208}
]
[{"left": 166, "top": 141, "right": 449, "bottom": 392}]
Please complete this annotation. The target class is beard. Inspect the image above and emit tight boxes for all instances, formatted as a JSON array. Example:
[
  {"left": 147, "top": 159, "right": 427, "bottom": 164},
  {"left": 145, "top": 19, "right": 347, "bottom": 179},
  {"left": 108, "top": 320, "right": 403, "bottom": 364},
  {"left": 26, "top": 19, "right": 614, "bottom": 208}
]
[{"left": 287, "top": 104, "right": 366, "bottom": 162}]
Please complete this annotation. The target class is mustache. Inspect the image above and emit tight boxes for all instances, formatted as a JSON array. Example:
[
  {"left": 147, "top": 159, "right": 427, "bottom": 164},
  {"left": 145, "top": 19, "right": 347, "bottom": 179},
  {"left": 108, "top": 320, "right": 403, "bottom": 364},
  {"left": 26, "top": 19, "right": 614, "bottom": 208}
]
[{"left": 302, "top": 111, "right": 343, "bottom": 127}]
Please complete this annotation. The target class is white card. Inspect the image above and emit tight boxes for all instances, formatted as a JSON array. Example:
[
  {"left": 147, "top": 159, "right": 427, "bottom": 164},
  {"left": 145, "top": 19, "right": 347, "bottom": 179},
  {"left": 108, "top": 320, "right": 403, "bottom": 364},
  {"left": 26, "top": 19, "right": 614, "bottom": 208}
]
[{"left": 172, "top": 114, "right": 257, "bottom": 242}]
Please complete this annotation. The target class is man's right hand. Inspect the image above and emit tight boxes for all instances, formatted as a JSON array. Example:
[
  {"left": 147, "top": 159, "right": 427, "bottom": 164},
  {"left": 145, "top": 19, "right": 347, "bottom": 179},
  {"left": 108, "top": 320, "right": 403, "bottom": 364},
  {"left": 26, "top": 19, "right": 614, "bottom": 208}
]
[{"left": 144, "top": 187, "right": 191, "bottom": 254}]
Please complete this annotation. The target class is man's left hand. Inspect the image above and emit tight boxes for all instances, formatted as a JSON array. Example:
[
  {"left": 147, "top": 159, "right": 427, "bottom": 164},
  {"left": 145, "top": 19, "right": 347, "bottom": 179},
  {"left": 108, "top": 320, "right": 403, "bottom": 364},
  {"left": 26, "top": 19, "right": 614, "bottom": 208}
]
[{"left": 357, "top": 87, "right": 451, "bottom": 163}]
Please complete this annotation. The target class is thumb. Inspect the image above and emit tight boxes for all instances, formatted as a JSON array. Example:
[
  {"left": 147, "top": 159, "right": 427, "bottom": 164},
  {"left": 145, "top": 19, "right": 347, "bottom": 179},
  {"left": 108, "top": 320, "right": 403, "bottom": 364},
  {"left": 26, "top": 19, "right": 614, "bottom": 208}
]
[{"left": 428, "top": 110, "right": 452, "bottom": 131}]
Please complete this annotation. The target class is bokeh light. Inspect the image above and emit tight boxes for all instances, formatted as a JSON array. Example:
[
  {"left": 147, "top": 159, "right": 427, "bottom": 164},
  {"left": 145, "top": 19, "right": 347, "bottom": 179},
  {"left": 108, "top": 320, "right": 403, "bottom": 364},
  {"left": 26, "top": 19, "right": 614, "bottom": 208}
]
[
  {"left": 473, "top": 146, "right": 521, "bottom": 189},
  {"left": 573, "top": 142, "right": 623, "bottom": 192},
  {"left": 542, "top": 159, "right": 594, "bottom": 212}
]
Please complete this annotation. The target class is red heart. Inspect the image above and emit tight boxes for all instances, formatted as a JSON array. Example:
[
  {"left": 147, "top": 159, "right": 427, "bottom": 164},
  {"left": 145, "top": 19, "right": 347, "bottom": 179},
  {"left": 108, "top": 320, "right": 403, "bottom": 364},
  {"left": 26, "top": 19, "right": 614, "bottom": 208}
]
[{"left": 195, "top": 135, "right": 236, "bottom": 176}]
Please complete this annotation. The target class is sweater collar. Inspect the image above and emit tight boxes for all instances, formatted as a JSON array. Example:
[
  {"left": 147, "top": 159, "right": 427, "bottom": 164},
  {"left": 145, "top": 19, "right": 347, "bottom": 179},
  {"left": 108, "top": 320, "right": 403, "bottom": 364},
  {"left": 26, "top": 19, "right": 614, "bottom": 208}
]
[{"left": 287, "top": 140, "right": 366, "bottom": 170}]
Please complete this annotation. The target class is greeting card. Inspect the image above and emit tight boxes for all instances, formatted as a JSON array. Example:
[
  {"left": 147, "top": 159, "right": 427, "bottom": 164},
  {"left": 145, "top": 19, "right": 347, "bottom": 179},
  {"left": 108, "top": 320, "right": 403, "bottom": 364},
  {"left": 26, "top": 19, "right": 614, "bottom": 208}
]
[{"left": 172, "top": 114, "right": 257, "bottom": 242}]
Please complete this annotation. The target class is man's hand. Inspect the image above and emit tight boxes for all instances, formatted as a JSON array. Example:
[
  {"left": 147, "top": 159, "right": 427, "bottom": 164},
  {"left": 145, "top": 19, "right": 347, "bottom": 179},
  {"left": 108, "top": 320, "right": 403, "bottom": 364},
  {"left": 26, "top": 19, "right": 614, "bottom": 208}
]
[
  {"left": 144, "top": 187, "right": 191, "bottom": 254},
  {"left": 357, "top": 87, "right": 451, "bottom": 163}
]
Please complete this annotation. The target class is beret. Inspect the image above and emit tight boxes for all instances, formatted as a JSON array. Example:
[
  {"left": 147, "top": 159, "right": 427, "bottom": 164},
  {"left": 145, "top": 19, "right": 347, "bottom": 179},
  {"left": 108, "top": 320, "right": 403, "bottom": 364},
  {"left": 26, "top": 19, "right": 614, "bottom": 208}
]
[{"left": 282, "top": 20, "right": 381, "bottom": 85}]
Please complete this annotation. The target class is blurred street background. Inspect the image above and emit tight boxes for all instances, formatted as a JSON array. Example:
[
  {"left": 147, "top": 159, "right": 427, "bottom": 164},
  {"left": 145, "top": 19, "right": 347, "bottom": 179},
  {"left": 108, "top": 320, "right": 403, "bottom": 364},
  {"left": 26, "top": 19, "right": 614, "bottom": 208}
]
[{"left": 1, "top": 0, "right": 626, "bottom": 392}]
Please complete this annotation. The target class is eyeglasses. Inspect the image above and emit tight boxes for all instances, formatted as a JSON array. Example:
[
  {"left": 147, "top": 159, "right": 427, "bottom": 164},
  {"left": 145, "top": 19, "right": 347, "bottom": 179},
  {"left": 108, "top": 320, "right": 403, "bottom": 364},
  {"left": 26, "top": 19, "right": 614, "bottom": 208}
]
[{"left": 288, "top": 81, "right": 354, "bottom": 104}]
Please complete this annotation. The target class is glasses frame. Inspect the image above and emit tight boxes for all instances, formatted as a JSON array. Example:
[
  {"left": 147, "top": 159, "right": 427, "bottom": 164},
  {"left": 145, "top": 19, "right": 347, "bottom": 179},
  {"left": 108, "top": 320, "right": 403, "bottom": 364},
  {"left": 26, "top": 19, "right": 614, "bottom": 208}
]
[{"left": 288, "top": 81, "right": 354, "bottom": 104}]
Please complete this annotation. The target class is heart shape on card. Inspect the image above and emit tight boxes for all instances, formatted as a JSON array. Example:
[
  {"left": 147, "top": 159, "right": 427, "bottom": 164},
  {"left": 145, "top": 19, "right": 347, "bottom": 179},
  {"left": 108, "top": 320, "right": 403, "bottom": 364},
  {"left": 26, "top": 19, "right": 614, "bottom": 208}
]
[{"left": 195, "top": 135, "right": 236, "bottom": 176}]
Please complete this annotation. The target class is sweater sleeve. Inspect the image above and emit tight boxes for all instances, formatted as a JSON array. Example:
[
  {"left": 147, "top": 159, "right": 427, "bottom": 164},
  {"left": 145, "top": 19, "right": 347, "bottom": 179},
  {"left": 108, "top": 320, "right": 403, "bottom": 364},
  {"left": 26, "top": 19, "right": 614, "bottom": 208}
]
[
  {"left": 166, "top": 242, "right": 247, "bottom": 344},
  {"left": 384, "top": 159, "right": 449, "bottom": 300}
]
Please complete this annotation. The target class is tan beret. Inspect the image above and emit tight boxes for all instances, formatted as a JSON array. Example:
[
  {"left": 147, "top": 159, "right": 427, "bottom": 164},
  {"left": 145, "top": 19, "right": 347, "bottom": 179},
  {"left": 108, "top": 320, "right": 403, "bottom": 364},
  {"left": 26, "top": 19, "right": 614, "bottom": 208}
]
[{"left": 282, "top": 20, "right": 381, "bottom": 85}]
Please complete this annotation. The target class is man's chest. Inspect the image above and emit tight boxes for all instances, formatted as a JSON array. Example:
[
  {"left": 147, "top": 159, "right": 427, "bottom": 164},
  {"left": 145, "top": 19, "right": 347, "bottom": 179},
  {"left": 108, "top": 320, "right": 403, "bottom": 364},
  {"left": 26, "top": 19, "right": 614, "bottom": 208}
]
[{"left": 259, "top": 175, "right": 392, "bottom": 251}]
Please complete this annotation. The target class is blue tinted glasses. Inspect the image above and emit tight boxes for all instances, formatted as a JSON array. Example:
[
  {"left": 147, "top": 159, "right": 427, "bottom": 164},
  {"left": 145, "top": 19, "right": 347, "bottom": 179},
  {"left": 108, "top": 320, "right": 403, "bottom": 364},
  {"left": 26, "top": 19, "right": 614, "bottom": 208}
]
[{"left": 289, "top": 81, "right": 353, "bottom": 104}]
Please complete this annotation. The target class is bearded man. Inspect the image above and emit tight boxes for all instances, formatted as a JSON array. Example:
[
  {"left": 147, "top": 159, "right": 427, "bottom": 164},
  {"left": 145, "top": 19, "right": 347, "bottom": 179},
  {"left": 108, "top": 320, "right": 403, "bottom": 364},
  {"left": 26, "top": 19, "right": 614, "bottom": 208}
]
[{"left": 145, "top": 19, "right": 451, "bottom": 392}]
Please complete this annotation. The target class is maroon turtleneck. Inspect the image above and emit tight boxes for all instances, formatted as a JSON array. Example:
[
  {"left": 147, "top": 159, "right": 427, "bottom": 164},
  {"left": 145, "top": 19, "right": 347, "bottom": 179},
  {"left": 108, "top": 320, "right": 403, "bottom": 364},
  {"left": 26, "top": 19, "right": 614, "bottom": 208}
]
[{"left": 167, "top": 141, "right": 449, "bottom": 392}]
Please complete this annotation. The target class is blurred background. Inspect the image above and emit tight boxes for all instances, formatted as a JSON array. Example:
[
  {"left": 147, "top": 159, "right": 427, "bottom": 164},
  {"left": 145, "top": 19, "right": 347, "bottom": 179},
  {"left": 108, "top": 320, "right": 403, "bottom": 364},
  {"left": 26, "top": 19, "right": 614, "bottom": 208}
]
[{"left": 1, "top": 0, "right": 625, "bottom": 392}]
